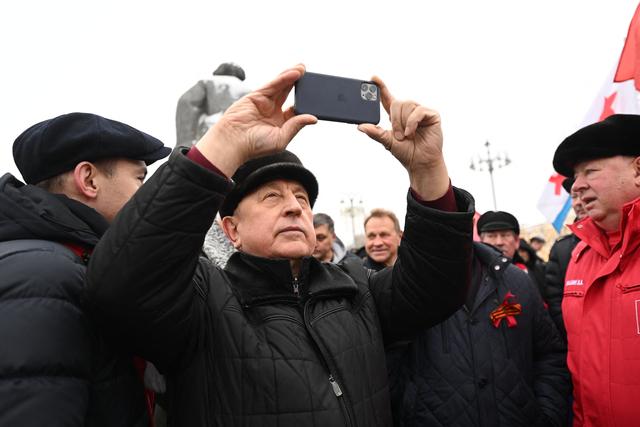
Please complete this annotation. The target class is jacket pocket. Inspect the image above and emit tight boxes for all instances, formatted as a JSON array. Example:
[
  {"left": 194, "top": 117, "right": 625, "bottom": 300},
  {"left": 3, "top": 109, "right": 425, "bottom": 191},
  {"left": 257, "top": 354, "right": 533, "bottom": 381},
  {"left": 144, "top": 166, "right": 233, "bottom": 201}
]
[
  {"left": 615, "top": 283, "right": 640, "bottom": 348},
  {"left": 562, "top": 289, "right": 584, "bottom": 354},
  {"left": 612, "top": 282, "right": 640, "bottom": 388}
]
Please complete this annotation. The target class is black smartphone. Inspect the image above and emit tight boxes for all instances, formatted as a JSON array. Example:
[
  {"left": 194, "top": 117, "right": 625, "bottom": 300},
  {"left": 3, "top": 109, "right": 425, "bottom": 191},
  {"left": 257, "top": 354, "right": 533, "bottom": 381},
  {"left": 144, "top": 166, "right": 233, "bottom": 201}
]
[{"left": 294, "top": 72, "right": 380, "bottom": 125}]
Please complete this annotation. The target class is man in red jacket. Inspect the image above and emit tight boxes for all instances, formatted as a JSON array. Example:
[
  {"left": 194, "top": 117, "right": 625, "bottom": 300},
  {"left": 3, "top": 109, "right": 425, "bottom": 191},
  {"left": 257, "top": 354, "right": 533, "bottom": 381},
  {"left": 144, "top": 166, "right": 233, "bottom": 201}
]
[{"left": 553, "top": 114, "right": 640, "bottom": 427}]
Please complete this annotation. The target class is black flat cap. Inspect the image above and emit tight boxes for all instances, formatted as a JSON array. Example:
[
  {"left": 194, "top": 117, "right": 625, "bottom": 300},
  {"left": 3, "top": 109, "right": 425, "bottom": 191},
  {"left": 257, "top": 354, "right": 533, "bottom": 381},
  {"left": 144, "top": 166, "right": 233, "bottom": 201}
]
[
  {"left": 477, "top": 211, "right": 520, "bottom": 235},
  {"left": 553, "top": 114, "right": 640, "bottom": 177},
  {"left": 219, "top": 150, "right": 318, "bottom": 217},
  {"left": 13, "top": 112, "right": 171, "bottom": 184}
]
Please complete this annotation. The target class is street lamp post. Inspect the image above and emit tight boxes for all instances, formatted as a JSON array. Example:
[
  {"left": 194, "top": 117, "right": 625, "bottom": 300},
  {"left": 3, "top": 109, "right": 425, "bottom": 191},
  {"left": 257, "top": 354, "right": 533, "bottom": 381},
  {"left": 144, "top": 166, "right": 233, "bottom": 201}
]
[
  {"left": 340, "top": 196, "right": 364, "bottom": 248},
  {"left": 469, "top": 141, "right": 511, "bottom": 210}
]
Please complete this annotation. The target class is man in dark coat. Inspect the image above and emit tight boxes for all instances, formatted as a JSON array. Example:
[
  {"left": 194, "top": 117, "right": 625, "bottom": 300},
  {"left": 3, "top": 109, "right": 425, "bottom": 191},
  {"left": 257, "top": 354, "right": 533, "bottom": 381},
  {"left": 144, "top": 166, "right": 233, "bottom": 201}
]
[
  {"left": 0, "top": 113, "right": 170, "bottom": 426},
  {"left": 477, "top": 210, "right": 547, "bottom": 297},
  {"left": 388, "top": 239, "right": 570, "bottom": 426},
  {"left": 85, "top": 65, "right": 474, "bottom": 427},
  {"left": 544, "top": 177, "right": 585, "bottom": 338}
]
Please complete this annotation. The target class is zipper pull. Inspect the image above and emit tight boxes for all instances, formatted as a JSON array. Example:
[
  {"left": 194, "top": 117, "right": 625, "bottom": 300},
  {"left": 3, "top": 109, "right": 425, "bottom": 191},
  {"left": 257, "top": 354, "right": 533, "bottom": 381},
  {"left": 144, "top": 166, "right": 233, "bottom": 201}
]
[
  {"left": 329, "top": 374, "right": 343, "bottom": 397},
  {"left": 292, "top": 277, "right": 300, "bottom": 297}
]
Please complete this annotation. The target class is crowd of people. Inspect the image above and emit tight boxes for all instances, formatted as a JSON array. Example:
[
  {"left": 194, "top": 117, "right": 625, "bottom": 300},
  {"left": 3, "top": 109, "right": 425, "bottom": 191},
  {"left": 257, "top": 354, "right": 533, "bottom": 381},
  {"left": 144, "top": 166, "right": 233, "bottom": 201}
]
[{"left": 1, "top": 64, "right": 639, "bottom": 427}]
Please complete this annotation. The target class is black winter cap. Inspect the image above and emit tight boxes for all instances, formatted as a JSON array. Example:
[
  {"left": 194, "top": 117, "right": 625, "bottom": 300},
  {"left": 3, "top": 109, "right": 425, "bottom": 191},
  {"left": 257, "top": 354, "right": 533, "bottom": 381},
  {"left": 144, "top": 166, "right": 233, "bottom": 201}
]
[
  {"left": 477, "top": 211, "right": 520, "bottom": 235},
  {"left": 13, "top": 112, "right": 171, "bottom": 184},
  {"left": 219, "top": 150, "right": 318, "bottom": 218},
  {"left": 553, "top": 114, "right": 640, "bottom": 177},
  {"left": 562, "top": 177, "right": 574, "bottom": 194}
]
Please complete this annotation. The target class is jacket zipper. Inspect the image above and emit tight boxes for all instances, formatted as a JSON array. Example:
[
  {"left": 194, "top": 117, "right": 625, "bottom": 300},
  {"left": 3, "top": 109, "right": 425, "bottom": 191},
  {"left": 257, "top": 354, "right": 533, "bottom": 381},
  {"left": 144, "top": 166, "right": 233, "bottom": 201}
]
[
  {"left": 563, "top": 290, "right": 584, "bottom": 297},
  {"left": 304, "top": 299, "right": 355, "bottom": 427},
  {"left": 293, "top": 276, "right": 300, "bottom": 298},
  {"left": 329, "top": 374, "right": 343, "bottom": 396},
  {"left": 618, "top": 283, "right": 640, "bottom": 294}
]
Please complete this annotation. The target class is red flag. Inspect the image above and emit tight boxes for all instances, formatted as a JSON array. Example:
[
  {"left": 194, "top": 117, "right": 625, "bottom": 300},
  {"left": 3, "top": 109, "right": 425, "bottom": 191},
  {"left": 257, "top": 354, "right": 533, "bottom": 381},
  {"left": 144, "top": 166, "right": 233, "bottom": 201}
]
[
  {"left": 540, "top": 4, "right": 640, "bottom": 233},
  {"left": 615, "top": 4, "right": 640, "bottom": 90}
]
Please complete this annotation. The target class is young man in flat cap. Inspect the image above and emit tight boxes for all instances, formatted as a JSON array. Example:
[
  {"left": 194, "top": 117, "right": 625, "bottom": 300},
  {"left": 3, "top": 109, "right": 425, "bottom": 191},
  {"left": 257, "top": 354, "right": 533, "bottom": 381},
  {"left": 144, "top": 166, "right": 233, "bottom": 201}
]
[
  {"left": 0, "top": 112, "right": 170, "bottom": 426},
  {"left": 85, "top": 65, "right": 474, "bottom": 426},
  {"left": 553, "top": 113, "right": 640, "bottom": 427}
]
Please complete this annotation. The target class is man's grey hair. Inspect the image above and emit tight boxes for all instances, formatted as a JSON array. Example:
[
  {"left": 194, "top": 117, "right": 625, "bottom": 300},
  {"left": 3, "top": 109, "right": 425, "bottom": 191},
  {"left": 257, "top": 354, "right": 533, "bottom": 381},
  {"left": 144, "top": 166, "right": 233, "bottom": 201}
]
[
  {"left": 364, "top": 208, "right": 402, "bottom": 233},
  {"left": 313, "top": 213, "right": 335, "bottom": 234}
]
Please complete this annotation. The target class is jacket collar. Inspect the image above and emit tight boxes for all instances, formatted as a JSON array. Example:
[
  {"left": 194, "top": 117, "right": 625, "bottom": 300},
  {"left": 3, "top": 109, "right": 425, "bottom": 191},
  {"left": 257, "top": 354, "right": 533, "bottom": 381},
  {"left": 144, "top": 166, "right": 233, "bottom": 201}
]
[
  {"left": 570, "top": 196, "right": 640, "bottom": 259},
  {"left": 471, "top": 242, "right": 511, "bottom": 312},
  {"left": 474, "top": 242, "right": 510, "bottom": 275},
  {"left": 0, "top": 173, "right": 106, "bottom": 247},
  {"left": 224, "top": 251, "right": 358, "bottom": 306},
  {"left": 363, "top": 256, "right": 387, "bottom": 272}
]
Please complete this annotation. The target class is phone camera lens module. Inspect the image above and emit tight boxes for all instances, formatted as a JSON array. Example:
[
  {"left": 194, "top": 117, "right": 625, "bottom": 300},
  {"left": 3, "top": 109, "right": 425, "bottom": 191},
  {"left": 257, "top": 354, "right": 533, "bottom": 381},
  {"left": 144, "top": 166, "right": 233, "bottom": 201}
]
[
  {"left": 361, "top": 83, "right": 368, "bottom": 91},
  {"left": 369, "top": 86, "right": 377, "bottom": 93},
  {"left": 365, "top": 92, "right": 373, "bottom": 100}
]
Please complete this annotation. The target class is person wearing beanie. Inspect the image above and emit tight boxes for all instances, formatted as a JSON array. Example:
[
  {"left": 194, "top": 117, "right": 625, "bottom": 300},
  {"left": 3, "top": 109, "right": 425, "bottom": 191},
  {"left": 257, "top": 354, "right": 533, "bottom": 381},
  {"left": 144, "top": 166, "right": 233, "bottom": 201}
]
[
  {"left": 85, "top": 65, "right": 474, "bottom": 426},
  {"left": 529, "top": 235, "right": 546, "bottom": 252},
  {"left": 0, "top": 112, "right": 170, "bottom": 426},
  {"left": 552, "top": 114, "right": 640, "bottom": 427}
]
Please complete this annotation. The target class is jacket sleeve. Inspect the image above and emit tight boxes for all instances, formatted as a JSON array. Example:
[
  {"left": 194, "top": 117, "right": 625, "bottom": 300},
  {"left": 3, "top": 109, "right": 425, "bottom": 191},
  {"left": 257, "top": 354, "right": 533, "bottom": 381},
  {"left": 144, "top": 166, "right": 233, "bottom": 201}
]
[
  {"left": 369, "top": 188, "right": 474, "bottom": 344},
  {"left": 530, "top": 275, "right": 571, "bottom": 427},
  {"left": 0, "top": 243, "right": 91, "bottom": 426},
  {"left": 543, "top": 239, "right": 569, "bottom": 339},
  {"left": 86, "top": 149, "right": 233, "bottom": 371}
]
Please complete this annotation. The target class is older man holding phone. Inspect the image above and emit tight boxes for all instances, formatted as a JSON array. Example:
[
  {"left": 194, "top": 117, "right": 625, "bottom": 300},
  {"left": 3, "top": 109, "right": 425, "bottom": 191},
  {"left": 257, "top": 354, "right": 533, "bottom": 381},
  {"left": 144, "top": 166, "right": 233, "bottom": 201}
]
[{"left": 86, "top": 65, "right": 474, "bottom": 426}]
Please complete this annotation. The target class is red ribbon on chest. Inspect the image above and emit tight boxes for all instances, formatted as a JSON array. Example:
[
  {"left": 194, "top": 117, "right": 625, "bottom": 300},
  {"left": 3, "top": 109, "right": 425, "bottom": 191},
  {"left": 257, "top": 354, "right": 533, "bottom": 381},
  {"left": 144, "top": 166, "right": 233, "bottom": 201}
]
[{"left": 490, "top": 291, "right": 522, "bottom": 328}]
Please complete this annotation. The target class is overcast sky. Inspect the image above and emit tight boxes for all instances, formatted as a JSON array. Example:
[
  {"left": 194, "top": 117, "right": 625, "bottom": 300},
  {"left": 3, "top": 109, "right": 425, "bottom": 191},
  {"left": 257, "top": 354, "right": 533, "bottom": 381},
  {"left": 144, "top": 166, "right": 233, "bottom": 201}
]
[{"left": 1, "top": 1, "right": 638, "bottom": 245}]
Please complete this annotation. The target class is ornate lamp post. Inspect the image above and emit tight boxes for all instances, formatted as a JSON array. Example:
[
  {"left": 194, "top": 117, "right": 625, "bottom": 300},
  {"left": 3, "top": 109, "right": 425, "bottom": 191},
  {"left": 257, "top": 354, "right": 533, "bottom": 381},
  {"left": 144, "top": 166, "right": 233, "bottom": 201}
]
[
  {"left": 469, "top": 141, "right": 511, "bottom": 210},
  {"left": 340, "top": 196, "right": 364, "bottom": 248}
]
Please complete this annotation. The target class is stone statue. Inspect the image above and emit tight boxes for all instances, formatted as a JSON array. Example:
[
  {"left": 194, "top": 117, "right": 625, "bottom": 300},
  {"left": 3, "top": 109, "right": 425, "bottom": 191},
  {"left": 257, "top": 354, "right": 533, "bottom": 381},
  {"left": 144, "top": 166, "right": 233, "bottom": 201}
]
[{"left": 175, "top": 62, "right": 250, "bottom": 147}]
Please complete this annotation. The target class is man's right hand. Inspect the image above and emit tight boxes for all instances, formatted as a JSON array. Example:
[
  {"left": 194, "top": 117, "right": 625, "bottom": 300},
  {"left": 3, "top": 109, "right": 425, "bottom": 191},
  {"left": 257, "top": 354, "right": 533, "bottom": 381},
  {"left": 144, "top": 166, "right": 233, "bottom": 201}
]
[{"left": 195, "top": 64, "right": 317, "bottom": 177}]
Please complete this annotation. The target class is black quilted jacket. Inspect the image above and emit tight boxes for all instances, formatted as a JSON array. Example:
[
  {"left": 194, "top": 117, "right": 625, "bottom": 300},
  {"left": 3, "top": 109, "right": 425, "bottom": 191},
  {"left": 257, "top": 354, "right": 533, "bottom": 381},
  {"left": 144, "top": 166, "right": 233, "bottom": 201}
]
[
  {"left": 388, "top": 242, "right": 570, "bottom": 427},
  {"left": 544, "top": 234, "right": 580, "bottom": 340},
  {"left": 86, "top": 149, "right": 474, "bottom": 427}
]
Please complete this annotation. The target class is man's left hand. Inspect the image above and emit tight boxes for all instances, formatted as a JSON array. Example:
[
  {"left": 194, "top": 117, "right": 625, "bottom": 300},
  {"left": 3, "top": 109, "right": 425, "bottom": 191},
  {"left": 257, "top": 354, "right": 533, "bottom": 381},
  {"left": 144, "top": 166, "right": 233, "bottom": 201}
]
[{"left": 358, "top": 77, "right": 450, "bottom": 201}]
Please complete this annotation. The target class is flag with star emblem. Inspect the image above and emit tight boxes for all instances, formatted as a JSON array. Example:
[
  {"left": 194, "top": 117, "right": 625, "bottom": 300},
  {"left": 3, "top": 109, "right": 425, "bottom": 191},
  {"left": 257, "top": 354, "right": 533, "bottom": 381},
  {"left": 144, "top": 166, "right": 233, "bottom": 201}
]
[{"left": 537, "top": 6, "right": 640, "bottom": 232}]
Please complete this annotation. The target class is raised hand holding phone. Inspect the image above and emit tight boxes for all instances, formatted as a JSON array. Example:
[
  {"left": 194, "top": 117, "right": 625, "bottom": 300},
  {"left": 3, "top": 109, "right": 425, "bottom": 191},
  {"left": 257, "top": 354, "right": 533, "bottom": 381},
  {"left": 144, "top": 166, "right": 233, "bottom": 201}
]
[{"left": 357, "top": 76, "right": 450, "bottom": 201}]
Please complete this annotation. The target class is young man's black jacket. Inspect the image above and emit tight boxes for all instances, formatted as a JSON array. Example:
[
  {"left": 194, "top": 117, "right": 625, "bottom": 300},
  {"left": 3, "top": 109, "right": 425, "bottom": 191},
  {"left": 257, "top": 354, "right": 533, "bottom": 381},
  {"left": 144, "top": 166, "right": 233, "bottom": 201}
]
[
  {"left": 86, "top": 149, "right": 475, "bottom": 427},
  {"left": 388, "top": 242, "right": 570, "bottom": 427},
  {"left": 0, "top": 173, "right": 147, "bottom": 427},
  {"left": 544, "top": 233, "right": 580, "bottom": 339}
]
